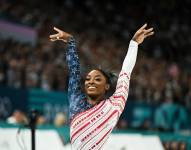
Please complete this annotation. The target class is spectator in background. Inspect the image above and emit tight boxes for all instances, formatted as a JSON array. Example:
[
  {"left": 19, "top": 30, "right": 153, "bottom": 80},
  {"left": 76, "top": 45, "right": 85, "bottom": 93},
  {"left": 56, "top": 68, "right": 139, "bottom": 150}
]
[
  {"left": 54, "top": 112, "right": 67, "bottom": 127},
  {"left": 6, "top": 110, "right": 27, "bottom": 125},
  {"left": 178, "top": 141, "right": 186, "bottom": 150},
  {"left": 170, "top": 141, "right": 179, "bottom": 150},
  {"left": 154, "top": 93, "right": 188, "bottom": 132},
  {"left": 163, "top": 141, "right": 171, "bottom": 150},
  {"left": 163, "top": 141, "right": 187, "bottom": 150},
  {"left": 36, "top": 114, "right": 47, "bottom": 126},
  {"left": 116, "top": 119, "right": 128, "bottom": 129}
]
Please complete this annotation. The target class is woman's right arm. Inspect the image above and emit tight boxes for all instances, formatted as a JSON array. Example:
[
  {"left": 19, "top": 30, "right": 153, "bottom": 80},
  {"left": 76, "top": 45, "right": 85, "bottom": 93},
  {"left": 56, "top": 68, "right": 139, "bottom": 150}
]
[
  {"left": 65, "top": 37, "right": 89, "bottom": 119},
  {"left": 49, "top": 27, "right": 90, "bottom": 120}
]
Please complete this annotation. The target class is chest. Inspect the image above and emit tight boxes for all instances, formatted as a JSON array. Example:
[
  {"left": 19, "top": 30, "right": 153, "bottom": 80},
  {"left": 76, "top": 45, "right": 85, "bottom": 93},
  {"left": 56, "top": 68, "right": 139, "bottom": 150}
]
[{"left": 71, "top": 101, "right": 119, "bottom": 135}]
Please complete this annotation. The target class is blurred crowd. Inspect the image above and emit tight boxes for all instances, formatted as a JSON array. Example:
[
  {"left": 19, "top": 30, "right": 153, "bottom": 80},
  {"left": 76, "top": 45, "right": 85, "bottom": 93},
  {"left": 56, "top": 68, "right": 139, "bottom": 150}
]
[
  {"left": 6, "top": 109, "right": 67, "bottom": 127},
  {"left": 0, "top": 0, "right": 190, "bottom": 130},
  {"left": 163, "top": 141, "right": 187, "bottom": 150},
  {"left": 0, "top": 0, "right": 190, "bottom": 148}
]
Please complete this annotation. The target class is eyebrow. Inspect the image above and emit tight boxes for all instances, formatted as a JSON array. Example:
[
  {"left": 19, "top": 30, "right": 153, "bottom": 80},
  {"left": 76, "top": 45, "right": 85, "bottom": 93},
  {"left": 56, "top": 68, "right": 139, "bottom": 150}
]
[{"left": 86, "top": 75, "right": 102, "bottom": 78}]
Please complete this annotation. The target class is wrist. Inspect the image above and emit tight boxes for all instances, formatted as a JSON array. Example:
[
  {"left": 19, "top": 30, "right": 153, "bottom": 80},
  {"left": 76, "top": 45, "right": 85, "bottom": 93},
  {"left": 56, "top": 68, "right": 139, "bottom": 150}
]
[
  {"left": 66, "top": 35, "right": 73, "bottom": 42},
  {"left": 67, "top": 36, "right": 75, "bottom": 44},
  {"left": 130, "top": 40, "right": 138, "bottom": 46},
  {"left": 132, "top": 37, "right": 140, "bottom": 45}
]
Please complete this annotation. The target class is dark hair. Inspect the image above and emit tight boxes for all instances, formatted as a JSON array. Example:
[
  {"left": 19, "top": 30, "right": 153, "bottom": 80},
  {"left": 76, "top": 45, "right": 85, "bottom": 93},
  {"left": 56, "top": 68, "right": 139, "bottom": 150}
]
[{"left": 94, "top": 68, "right": 117, "bottom": 85}]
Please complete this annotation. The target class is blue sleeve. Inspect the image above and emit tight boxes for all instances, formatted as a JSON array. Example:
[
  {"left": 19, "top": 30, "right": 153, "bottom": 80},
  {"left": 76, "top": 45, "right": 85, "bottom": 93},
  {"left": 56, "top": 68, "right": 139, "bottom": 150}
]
[{"left": 66, "top": 38, "right": 92, "bottom": 120}]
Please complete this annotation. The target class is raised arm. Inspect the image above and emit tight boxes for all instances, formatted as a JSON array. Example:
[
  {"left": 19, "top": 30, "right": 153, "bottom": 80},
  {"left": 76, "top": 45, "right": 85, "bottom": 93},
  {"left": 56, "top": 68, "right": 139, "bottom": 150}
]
[
  {"left": 110, "top": 24, "right": 154, "bottom": 113},
  {"left": 122, "top": 24, "right": 154, "bottom": 74},
  {"left": 49, "top": 27, "right": 90, "bottom": 120}
]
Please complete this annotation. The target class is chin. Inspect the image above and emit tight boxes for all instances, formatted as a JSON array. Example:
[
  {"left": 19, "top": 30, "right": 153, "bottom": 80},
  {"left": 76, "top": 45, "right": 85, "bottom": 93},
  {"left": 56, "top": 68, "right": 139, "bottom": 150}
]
[
  {"left": 87, "top": 92, "right": 98, "bottom": 97},
  {"left": 86, "top": 90, "right": 99, "bottom": 97}
]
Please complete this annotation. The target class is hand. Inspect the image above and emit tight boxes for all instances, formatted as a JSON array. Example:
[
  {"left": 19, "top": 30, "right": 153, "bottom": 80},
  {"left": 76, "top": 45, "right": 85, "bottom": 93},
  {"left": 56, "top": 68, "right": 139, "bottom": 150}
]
[
  {"left": 49, "top": 27, "right": 72, "bottom": 43},
  {"left": 132, "top": 24, "right": 154, "bottom": 45}
]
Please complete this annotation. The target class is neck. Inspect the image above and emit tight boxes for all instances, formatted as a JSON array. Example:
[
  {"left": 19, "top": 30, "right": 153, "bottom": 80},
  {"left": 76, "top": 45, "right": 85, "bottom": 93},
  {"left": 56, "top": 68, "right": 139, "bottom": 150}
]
[{"left": 87, "top": 94, "right": 104, "bottom": 105}]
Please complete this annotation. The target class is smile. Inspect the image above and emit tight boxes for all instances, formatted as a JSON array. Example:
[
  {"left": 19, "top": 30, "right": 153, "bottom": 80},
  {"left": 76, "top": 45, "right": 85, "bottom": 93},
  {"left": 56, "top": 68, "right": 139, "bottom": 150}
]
[{"left": 87, "top": 86, "right": 97, "bottom": 90}]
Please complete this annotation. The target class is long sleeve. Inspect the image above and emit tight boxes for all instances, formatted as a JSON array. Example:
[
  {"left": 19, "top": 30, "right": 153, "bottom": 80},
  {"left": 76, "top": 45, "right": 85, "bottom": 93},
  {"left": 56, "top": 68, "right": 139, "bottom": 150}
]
[
  {"left": 109, "top": 40, "right": 138, "bottom": 114},
  {"left": 66, "top": 38, "right": 92, "bottom": 120},
  {"left": 122, "top": 40, "right": 138, "bottom": 74}
]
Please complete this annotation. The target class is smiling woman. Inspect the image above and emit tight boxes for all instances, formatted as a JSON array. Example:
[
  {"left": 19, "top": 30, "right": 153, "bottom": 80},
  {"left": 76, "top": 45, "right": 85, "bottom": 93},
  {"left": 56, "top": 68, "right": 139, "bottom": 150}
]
[
  {"left": 49, "top": 24, "right": 154, "bottom": 150},
  {"left": 85, "top": 70, "right": 110, "bottom": 105}
]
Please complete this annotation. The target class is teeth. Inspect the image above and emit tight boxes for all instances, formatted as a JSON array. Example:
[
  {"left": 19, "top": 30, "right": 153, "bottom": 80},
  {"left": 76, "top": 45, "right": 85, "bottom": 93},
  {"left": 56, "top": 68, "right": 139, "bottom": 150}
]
[{"left": 88, "top": 86, "right": 96, "bottom": 89}]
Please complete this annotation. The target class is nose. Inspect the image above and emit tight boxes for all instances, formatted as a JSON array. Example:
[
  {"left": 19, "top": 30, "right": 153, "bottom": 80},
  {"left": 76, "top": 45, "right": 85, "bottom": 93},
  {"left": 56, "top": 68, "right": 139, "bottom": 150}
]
[
  {"left": 89, "top": 78, "right": 94, "bottom": 84},
  {"left": 87, "top": 78, "right": 95, "bottom": 84}
]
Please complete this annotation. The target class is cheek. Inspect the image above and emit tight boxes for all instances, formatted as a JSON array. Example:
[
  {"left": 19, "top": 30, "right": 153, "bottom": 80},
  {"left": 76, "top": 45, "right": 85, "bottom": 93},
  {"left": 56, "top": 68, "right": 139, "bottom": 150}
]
[
  {"left": 84, "top": 81, "right": 88, "bottom": 86},
  {"left": 97, "top": 83, "right": 107, "bottom": 92},
  {"left": 84, "top": 83, "right": 88, "bottom": 90}
]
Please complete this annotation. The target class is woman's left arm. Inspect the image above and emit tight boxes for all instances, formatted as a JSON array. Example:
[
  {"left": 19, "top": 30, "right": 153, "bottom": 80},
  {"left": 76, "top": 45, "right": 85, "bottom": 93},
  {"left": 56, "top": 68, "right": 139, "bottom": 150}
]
[
  {"left": 122, "top": 23, "right": 154, "bottom": 74},
  {"left": 110, "top": 24, "right": 154, "bottom": 113}
]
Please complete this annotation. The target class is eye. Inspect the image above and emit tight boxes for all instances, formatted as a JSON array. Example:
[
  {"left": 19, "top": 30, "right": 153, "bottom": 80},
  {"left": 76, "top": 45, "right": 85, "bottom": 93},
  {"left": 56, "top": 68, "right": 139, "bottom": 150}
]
[
  {"left": 85, "top": 77, "right": 90, "bottom": 81},
  {"left": 95, "top": 78, "right": 101, "bottom": 81}
]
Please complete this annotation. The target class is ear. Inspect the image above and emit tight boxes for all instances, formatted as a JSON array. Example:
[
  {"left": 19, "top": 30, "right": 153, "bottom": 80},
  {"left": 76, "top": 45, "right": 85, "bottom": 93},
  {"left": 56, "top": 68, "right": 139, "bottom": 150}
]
[{"left": 105, "top": 84, "right": 110, "bottom": 91}]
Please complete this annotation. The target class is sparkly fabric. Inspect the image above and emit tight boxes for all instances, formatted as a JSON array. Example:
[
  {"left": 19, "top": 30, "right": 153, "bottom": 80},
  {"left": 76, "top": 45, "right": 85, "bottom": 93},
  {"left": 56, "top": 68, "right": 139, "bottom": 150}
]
[{"left": 66, "top": 38, "right": 92, "bottom": 120}]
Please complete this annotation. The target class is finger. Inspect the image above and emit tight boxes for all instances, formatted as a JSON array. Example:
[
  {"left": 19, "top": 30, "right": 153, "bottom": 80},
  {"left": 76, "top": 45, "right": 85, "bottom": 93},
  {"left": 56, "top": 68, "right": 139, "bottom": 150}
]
[
  {"left": 136, "top": 24, "right": 148, "bottom": 35},
  {"left": 49, "top": 34, "right": 59, "bottom": 38},
  {"left": 50, "top": 38, "right": 57, "bottom": 42},
  {"left": 49, "top": 36, "right": 59, "bottom": 40},
  {"left": 140, "top": 23, "right": 147, "bottom": 30},
  {"left": 145, "top": 31, "right": 154, "bottom": 38},
  {"left": 144, "top": 28, "right": 154, "bottom": 36},
  {"left": 144, "top": 28, "right": 153, "bottom": 34},
  {"left": 50, "top": 37, "right": 67, "bottom": 42},
  {"left": 54, "top": 27, "right": 62, "bottom": 33},
  {"left": 62, "top": 39, "right": 67, "bottom": 43}
]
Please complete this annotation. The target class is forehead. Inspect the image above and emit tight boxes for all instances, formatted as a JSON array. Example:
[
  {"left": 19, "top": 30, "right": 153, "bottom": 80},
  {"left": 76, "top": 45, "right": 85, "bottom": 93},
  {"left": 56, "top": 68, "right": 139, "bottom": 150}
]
[{"left": 87, "top": 70, "right": 105, "bottom": 77}]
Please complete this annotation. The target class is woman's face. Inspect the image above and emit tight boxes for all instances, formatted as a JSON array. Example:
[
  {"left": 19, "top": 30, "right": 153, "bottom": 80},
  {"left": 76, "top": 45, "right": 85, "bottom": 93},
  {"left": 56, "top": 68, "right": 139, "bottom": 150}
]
[{"left": 85, "top": 70, "right": 110, "bottom": 99}]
